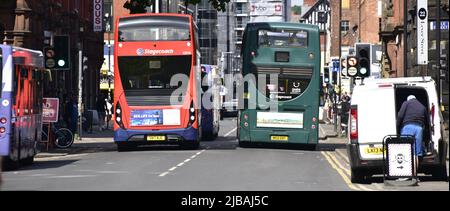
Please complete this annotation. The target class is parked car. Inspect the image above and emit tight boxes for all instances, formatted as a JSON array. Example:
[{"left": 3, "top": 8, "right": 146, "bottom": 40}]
[{"left": 347, "top": 77, "right": 448, "bottom": 183}]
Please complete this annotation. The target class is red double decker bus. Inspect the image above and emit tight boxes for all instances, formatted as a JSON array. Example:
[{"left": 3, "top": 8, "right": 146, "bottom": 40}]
[{"left": 113, "top": 13, "right": 202, "bottom": 151}]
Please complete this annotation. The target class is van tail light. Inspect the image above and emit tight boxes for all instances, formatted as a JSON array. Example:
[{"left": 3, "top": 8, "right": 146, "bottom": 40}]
[{"left": 350, "top": 106, "right": 358, "bottom": 143}]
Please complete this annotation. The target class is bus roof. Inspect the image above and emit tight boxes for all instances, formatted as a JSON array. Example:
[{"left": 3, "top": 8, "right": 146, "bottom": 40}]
[
  {"left": 12, "top": 47, "right": 44, "bottom": 68},
  {"left": 119, "top": 13, "right": 192, "bottom": 19},
  {"left": 246, "top": 22, "right": 320, "bottom": 31}
]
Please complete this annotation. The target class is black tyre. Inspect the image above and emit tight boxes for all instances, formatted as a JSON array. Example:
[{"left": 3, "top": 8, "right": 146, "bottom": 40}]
[
  {"left": 54, "top": 128, "right": 74, "bottom": 149},
  {"left": 181, "top": 141, "right": 200, "bottom": 150},
  {"left": 432, "top": 165, "right": 448, "bottom": 181},
  {"left": 350, "top": 168, "right": 366, "bottom": 184},
  {"left": 22, "top": 156, "right": 34, "bottom": 165},
  {"left": 117, "top": 142, "right": 135, "bottom": 152}
]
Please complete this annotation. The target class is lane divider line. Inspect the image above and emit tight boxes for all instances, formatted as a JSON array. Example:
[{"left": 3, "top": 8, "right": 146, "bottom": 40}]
[{"left": 159, "top": 149, "right": 206, "bottom": 177}]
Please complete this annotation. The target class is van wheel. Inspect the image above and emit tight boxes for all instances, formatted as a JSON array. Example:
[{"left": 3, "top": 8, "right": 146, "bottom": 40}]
[
  {"left": 351, "top": 168, "right": 366, "bottom": 184},
  {"left": 432, "top": 165, "right": 448, "bottom": 181}
]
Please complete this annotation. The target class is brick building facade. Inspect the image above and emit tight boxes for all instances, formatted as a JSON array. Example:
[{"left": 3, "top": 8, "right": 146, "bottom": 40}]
[{"left": 0, "top": 0, "right": 104, "bottom": 121}]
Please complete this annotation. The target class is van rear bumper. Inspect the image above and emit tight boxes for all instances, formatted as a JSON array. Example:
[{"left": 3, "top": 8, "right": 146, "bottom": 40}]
[{"left": 347, "top": 144, "right": 384, "bottom": 171}]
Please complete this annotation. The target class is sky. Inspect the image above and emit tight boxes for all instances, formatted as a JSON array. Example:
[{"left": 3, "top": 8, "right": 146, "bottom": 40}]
[{"left": 291, "top": 0, "right": 303, "bottom": 6}]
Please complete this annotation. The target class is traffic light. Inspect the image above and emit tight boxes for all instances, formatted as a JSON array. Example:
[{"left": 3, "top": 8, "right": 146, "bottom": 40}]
[
  {"left": 346, "top": 56, "right": 359, "bottom": 77},
  {"left": 82, "top": 56, "right": 88, "bottom": 72},
  {"left": 53, "top": 35, "right": 70, "bottom": 70},
  {"left": 355, "top": 43, "right": 371, "bottom": 77},
  {"left": 341, "top": 58, "right": 347, "bottom": 77},
  {"left": 440, "top": 55, "right": 448, "bottom": 82},
  {"left": 332, "top": 69, "right": 337, "bottom": 85},
  {"left": 323, "top": 67, "right": 330, "bottom": 84}
]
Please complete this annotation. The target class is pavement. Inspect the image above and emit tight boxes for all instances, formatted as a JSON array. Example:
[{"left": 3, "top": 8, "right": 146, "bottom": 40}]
[
  {"left": 36, "top": 128, "right": 116, "bottom": 159},
  {"left": 37, "top": 122, "right": 342, "bottom": 159}
]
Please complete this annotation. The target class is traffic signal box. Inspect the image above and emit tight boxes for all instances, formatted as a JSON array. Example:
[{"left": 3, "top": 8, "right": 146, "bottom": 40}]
[
  {"left": 53, "top": 35, "right": 70, "bottom": 70},
  {"left": 355, "top": 43, "right": 371, "bottom": 78}
]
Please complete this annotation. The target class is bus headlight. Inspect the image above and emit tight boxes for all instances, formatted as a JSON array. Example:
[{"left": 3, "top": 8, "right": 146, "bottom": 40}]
[
  {"left": 0, "top": 127, "right": 5, "bottom": 133},
  {"left": 116, "top": 117, "right": 121, "bottom": 122},
  {"left": 0, "top": 117, "right": 7, "bottom": 124},
  {"left": 116, "top": 108, "right": 121, "bottom": 114}
]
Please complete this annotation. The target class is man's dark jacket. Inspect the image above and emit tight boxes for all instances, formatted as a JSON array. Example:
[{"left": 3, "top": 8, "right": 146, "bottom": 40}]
[{"left": 397, "top": 99, "right": 428, "bottom": 128}]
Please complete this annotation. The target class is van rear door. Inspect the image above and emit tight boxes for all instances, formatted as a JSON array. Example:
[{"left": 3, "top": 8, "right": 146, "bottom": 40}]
[
  {"left": 355, "top": 84, "right": 396, "bottom": 160},
  {"left": 412, "top": 81, "right": 442, "bottom": 151}
]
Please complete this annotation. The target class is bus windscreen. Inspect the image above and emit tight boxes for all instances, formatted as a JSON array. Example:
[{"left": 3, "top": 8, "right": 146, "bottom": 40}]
[
  {"left": 118, "top": 16, "right": 190, "bottom": 42},
  {"left": 258, "top": 29, "right": 308, "bottom": 48}
]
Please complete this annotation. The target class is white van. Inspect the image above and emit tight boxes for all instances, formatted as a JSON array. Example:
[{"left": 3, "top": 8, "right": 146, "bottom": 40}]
[{"left": 347, "top": 77, "right": 448, "bottom": 183}]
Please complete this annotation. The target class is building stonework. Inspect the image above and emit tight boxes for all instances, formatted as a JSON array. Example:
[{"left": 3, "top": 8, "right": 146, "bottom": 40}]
[{"left": 0, "top": 0, "right": 104, "bottom": 112}]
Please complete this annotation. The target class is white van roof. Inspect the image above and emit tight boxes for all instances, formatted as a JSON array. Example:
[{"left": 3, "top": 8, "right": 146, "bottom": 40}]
[{"left": 362, "top": 76, "right": 434, "bottom": 85}]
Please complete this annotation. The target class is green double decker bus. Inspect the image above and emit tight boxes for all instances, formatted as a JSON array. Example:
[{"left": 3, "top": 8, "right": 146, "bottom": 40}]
[{"left": 237, "top": 22, "right": 321, "bottom": 148}]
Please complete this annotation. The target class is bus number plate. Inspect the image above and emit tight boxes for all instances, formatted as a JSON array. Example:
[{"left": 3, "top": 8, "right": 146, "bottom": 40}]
[
  {"left": 271, "top": 136, "right": 288, "bottom": 141},
  {"left": 147, "top": 136, "right": 166, "bottom": 141}
]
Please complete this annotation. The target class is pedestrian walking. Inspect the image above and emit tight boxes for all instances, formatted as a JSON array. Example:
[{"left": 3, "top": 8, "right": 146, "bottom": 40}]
[
  {"left": 96, "top": 94, "right": 107, "bottom": 131},
  {"left": 65, "top": 95, "right": 78, "bottom": 134}
]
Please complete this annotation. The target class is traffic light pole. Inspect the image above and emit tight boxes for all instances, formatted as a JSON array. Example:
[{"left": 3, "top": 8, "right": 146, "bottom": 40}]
[
  {"left": 335, "top": 0, "right": 342, "bottom": 135},
  {"left": 436, "top": 0, "right": 442, "bottom": 105},
  {"left": 78, "top": 48, "right": 83, "bottom": 140}
]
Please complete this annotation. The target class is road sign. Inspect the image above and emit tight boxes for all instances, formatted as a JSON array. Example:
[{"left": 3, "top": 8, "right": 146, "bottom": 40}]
[
  {"left": 332, "top": 59, "right": 339, "bottom": 72},
  {"left": 42, "top": 98, "right": 59, "bottom": 123},
  {"left": 347, "top": 67, "right": 358, "bottom": 77},
  {"left": 417, "top": 0, "right": 428, "bottom": 65},
  {"left": 348, "top": 57, "right": 358, "bottom": 67},
  {"left": 44, "top": 46, "right": 55, "bottom": 69}
]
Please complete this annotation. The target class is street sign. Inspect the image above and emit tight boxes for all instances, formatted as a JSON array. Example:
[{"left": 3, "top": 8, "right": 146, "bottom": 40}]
[
  {"left": 346, "top": 55, "right": 359, "bottom": 77},
  {"left": 417, "top": 0, "right": 428, "bottom": 65},
  {"left": 44, "top": 46, "right": 55, "bottom": 69},
  {"left": 332, "top": 59, "right": 340, "bottom": 72},
  {"left": 42, "top": 98, "right": 59, "bottom": 123},
  {"left": 347, "top": 67, "right": 358, "bottom": 77}
]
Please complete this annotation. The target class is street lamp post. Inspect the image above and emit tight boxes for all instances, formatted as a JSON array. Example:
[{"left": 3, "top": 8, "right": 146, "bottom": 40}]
[{"left": 105, "top": 13, "right": 112, "bottom": 100}]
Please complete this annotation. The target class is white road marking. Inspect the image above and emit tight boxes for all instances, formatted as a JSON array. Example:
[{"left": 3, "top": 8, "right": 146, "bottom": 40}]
[
  {"left": 159, "top": 149, "right": 206, "bottom": 177},
  {"left": 224, "top": 127, "right": 237, "bottom": 137},
  {"left": 47, "top": 175, "right": 97, "bottom": 179}
]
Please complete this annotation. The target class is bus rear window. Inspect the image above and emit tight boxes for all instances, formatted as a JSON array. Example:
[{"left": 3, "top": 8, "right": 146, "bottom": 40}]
[
  {"left": 258, "top": 29, "right": 308, "bottom": 48},
  {"left": 118, "top": 16, "right": 190, "bottom": 42}
]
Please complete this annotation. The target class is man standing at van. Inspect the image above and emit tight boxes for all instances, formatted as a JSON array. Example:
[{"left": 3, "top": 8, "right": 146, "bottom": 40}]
[{"left": 397, "top": 95, "right": 427, "bottom": 157}]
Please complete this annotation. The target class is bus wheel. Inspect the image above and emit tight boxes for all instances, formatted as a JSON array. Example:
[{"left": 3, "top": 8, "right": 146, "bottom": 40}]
[
  {"left": 181, "top": 141, "right": 200, "bottom": 150},
  {"left": 22, "top": 156, "right": 34, "bottom": 166},
  {"left": 117, "top": 142, "right": 135, "bottom": 152},
  {"left": 3, "top": 156, "right": 20, "bottom": 170},
  {"left": 350, "top": 168, "right": 367, "bottom": 184}
]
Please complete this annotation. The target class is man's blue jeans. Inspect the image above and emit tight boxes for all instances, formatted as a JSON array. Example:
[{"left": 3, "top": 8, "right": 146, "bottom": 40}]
[{"left": 401, "top": 124, "right": 424, "bottom": 156}]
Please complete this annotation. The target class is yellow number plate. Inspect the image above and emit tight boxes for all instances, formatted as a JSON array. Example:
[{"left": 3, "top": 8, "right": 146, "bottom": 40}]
[
  {"left": 364, "top": 147, "right": 384, "bottom": 155},
  {"left": 271, "top": 136, "right": 289, "bottom": 141},
  {"left": 147, "top": 136, "right": 166, "bottom": 141}
]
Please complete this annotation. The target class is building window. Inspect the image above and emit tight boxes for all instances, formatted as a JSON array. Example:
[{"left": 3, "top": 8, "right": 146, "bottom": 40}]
[{"left": 341, "top": 20, "right": 349, "bottom": 34}]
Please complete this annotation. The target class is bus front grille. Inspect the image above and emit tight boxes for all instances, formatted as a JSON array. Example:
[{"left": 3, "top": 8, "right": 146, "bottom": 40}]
[
  {"left": 257, "top": 67, "right": 313, "bottom": 77},
  {"left": 125, "top": 95, "right": 184, "bottom": 106}
]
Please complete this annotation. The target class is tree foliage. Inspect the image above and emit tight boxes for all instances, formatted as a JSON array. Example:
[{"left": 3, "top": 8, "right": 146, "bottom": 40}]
[
  {"left": 123, "top": 0, "right": 231, "bottom": 14},
  {"left": 292, "top": 5, "right": 302, "bottom": 15}
]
